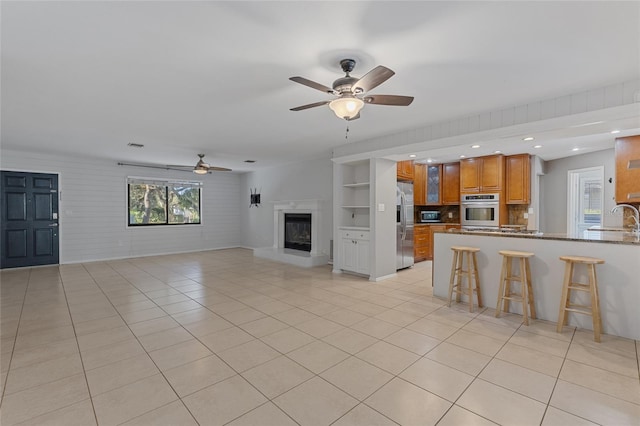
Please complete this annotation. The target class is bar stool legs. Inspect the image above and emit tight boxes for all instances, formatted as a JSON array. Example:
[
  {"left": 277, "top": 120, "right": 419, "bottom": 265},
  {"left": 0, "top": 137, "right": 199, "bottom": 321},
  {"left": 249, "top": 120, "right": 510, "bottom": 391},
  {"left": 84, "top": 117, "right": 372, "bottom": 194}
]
[
  {"left": 496, "top": 250, "right": 536, "bottom": 325},
  {"left": 447, "top": 246, "right": 482, "bottom": 312},
  {"left": 557, "top": 256, "right": 605, "bottom": 342}
]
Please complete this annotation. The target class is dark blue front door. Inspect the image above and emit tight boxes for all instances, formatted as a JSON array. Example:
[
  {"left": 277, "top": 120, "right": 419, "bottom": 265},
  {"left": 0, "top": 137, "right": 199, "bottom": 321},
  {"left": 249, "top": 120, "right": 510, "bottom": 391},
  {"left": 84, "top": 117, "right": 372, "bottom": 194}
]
[{"left": 1, "top": 171, "right": 59, "bottom": 268}]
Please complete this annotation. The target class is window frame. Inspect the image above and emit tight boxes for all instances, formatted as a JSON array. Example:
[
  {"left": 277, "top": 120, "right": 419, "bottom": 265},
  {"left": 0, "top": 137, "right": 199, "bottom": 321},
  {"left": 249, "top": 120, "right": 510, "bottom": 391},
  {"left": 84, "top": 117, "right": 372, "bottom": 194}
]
[{"left": 126, "top": 177, "right": 203, "bottom": 227}]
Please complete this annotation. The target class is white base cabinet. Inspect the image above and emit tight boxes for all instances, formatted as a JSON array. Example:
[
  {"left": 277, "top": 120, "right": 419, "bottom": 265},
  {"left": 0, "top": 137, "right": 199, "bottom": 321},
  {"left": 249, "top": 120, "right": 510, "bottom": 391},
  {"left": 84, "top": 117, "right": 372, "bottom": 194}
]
[{"left": 340, "top": 229, "right": 370, "bottom": 275}]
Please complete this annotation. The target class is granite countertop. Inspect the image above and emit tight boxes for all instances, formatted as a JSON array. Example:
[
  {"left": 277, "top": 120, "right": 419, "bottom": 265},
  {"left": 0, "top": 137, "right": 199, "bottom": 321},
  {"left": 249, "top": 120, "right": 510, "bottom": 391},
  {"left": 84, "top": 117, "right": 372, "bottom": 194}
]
[{"left": 442, "top": 228, "right": 640, "bottom": 245}]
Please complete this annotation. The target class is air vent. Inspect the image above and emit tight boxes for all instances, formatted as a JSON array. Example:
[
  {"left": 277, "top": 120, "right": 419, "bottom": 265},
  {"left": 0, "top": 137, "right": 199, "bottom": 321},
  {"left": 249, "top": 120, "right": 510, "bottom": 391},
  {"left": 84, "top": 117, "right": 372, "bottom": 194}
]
[
  {"left": 244, "top": 160, "right": 256, "bottom": 163},
  {"left": 128, "top": 143, "right": 144, "bottom": 148}
]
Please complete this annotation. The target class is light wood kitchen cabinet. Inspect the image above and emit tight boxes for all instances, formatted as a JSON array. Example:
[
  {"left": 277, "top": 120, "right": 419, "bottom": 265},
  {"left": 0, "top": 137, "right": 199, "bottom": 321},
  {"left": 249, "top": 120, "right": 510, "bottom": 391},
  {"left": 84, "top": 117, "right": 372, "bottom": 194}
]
[
  {"left": 460, "top": 154, "right": 505, "bottom": 194},
  {"left": 505, "top": 154, "right": 531, "bottom": 204},
  {"left": 414, "top": 164, "right": 426, "bottom": 205},
  {"left": 397, "top": 160, "right": 414, "bottom": 181},
  {"left": 441, "top": 162, "right": 461, "bottom": 205},
  {"left": 415, "top": 223, "right": 460, "bottom": 262},
  {"left": 615, "top": 136, "right": 640, "bottom": 203},
  {"left": 414, "top": 225, "right": 430, "bottom": 262},
  {"left": 426, "top": 165, "right": 442, "bottom": 204}
]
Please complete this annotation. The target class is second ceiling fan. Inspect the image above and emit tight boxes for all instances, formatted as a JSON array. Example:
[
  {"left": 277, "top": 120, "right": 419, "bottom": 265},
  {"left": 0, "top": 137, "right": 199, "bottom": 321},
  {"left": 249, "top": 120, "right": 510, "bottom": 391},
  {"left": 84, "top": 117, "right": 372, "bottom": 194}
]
[{"left": 289, "top": 59, "right": 414, "bottom": 121}]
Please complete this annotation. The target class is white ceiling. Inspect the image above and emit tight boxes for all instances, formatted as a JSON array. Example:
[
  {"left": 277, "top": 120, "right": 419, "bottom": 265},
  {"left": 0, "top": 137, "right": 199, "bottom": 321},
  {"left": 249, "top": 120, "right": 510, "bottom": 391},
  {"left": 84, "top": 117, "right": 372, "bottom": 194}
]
[{"left": 2, "top": 1, "right": 639, "bottom": 172}]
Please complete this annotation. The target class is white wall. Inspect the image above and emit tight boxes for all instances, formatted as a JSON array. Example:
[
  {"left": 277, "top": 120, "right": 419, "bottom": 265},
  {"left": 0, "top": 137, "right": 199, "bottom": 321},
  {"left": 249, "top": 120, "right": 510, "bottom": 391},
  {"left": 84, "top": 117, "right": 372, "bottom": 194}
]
[
  {"left": 239, "top": 156, "right": 333, "bottom": 257},
  {"left": 540, "top": 148, "right": 618, "bottom": 233},
  {"left": 1, "top": 149, "right": 242, "bottom": 263}
]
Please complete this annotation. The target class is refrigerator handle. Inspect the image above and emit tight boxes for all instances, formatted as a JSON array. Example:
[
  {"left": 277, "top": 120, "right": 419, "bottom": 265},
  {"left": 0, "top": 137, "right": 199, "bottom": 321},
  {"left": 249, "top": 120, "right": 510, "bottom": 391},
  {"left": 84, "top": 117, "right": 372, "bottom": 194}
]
[{"left": 400, "top": 192, "right": 407, "bottom": 240}]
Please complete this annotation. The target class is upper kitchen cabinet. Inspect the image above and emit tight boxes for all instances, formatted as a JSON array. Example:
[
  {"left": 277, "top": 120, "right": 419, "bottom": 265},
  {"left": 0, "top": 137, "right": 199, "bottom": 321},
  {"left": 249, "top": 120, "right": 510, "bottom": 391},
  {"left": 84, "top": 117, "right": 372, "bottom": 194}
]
[
  {"left": 414, "top": 163, "right": 426, "bottom": 205},
  {"left": 505, "top": 154, "right": 531, "bottom": 204},
  {"left": 426, "top": 165, "right": 442, "bottom": 204},
  {"left": 397, "top": 160, "right": 414, "bottom": 181},
  {"left": 615, "top": 136, "right": 640, "bottom": 203},
  {"left": 441, "top": 162, "right": 461, "bottom": 205},
  {"left": 460, "top": 154, "right": 505, "bottom": 194},
  {"left": 414, "top": 162, "right": 459, "bottom": 206}
]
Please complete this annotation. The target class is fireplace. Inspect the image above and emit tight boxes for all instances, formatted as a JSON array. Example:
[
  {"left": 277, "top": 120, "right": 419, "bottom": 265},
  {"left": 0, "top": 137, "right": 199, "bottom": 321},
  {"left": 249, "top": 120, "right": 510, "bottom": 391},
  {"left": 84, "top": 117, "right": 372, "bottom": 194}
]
[
  {"left": 253, "top": 199, "right": 327, "bottom": 267},
  {"left": 284, "top": 213, "right": 311, "bottom": 252}
]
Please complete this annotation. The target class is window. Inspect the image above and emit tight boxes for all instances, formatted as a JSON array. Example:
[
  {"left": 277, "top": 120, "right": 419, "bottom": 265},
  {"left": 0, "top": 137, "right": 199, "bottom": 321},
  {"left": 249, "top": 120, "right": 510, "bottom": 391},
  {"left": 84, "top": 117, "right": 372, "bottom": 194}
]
[{"left": 128, "top": 178, "right": 201, "bottom": 226}]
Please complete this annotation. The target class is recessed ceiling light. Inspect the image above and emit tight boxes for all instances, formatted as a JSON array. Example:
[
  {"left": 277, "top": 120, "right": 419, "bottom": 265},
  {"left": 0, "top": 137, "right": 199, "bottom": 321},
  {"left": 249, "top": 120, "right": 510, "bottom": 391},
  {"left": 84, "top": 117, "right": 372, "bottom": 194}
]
[
  {"left": 611, "top": 130, "right": 621, "bottom": 134},
  {"left": 426, "top": 159, "right": 433, "bottom": 163},
  {"left": 533, "top": 145, "right": 542, "bottom": 149},
  {"left": 471, "top": 144, "right": 480, "bottom": 149},
  {"left": 494, "top": 150, "right": 501, "bottom": 154},
  {"left": 460, "top": 155, "right": 466, "bottom": 158},
  {"left": 523, "top": 137, "right": 535, "bottom": 141},
  {"left": 572, "top": 147, "right": 580, "bottom": 151},
  {"left": 409, "top": 154, "right": 417, "bottom": 158}
]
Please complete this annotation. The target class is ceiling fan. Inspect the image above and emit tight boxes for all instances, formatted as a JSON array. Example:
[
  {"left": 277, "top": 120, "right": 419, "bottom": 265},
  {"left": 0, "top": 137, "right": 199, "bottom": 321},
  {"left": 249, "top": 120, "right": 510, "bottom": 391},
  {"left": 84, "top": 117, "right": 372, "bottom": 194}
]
[
  {"left": 289, "top": 59, "right": 414, "bottom": 121},
  {"left": 168, "top": 154, "right": 232, "bottom": 174}
]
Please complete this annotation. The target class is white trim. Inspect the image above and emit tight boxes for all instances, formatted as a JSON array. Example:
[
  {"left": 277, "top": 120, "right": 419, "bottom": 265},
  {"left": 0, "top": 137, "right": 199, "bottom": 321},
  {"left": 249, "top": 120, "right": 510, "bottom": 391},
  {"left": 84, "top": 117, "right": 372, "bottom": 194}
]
[{"left": 567, "top": 166, "right": 604, "bottom": 235}]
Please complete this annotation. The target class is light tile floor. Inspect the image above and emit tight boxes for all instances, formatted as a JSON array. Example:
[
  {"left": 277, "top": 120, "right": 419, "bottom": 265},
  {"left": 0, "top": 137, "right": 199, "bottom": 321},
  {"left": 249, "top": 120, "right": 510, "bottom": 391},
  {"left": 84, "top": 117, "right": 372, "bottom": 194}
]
[{"left": 1, "top": 248, "right": 639, "bottom": 425}]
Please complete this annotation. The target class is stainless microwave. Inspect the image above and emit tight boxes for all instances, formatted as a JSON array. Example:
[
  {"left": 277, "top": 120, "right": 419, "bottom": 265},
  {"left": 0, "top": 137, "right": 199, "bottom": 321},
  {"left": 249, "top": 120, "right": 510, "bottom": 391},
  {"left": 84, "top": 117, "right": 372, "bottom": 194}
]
[{"left": 419, "top": 210, "right": 441, "bottom": 223}]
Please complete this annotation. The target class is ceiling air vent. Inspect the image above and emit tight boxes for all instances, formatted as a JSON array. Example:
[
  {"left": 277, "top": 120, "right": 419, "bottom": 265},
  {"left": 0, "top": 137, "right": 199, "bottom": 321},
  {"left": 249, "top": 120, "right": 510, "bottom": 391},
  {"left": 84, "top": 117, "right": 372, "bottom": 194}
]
[
  {"left": 244, "top": 160, "right": 256, "bottom": 163},
  {"left": 127, "top": 143, "right": 144, "bottom": 148}
]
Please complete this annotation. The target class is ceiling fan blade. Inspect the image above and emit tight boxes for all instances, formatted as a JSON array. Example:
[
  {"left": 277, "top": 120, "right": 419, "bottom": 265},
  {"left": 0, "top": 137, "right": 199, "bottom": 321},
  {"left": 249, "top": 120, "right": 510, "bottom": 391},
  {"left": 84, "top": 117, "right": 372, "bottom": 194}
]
[
  {"left": 290, "top": 100, "right": 331, "bottom": 111},
  {"left": 289, "top": 77, "right": 335, "bottom": 94},
  {"left": 364, "top": 94, "right": 414, "bottom": 106},
  {"left": 166, "top": 165, "right": 194, "bottom": 170},
  {"left": 207, "top": 166, "right": 232, "bottom": 172},
  {"left": 352, "top": 66, "right": 395, "bottom": 93}
]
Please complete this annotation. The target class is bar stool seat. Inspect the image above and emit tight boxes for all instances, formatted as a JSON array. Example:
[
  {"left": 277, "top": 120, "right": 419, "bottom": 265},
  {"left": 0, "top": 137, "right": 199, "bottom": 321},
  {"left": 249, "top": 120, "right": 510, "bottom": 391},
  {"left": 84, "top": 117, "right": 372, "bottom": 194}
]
[
  {"left": 557, "top": 255, "right": 605, "bottom": 342},
  {"left": 447, "top": 246, "right": 482, "bottom": 312},
  {"left": 496, "top": 250, "right": 536, "bottom": 325}
]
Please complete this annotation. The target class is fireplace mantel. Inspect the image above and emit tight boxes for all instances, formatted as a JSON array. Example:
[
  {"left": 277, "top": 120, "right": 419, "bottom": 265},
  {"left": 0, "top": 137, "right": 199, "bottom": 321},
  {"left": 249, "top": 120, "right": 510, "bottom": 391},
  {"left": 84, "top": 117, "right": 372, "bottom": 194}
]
[{"left": 253, "top": 199, "right": 329, "bottom": 267}]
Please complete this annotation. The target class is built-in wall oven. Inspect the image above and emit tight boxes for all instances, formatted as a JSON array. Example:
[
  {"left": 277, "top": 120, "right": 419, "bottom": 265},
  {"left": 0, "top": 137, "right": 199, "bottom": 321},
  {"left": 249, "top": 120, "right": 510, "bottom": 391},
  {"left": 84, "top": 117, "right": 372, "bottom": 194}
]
[{"left": 461, "top": 193, "right": 500, "bottom": 228}]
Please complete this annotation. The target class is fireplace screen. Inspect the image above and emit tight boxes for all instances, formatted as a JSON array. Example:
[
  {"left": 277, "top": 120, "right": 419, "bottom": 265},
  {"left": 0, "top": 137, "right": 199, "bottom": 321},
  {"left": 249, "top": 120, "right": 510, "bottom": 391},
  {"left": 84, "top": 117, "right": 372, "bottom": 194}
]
[{"left": 284, "top": 213, "right": 311, "bottom": 252}]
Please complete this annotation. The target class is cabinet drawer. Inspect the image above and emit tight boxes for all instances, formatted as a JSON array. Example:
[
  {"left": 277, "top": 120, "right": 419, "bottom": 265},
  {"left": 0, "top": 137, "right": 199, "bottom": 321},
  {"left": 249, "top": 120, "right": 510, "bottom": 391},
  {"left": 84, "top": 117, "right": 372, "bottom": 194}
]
[
  {"left": 414, "top": 225, "right": 429, "bottom": 235},
  {"left": 415, "top": 246, "right": 430, "bottom": 258},
  {"left": 341, "top": 230, "right": 370, "bottom": 240},
  {"left": 414, "top": 234, "right": 430, "bottom": 246}
]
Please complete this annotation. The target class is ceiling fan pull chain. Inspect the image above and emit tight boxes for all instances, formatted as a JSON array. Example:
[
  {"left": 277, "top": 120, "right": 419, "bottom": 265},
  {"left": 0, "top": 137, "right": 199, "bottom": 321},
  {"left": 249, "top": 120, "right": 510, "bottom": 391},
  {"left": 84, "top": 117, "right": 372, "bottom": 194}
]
[{"left": 345, "top": 125, "right": 349, "bottom": 141}]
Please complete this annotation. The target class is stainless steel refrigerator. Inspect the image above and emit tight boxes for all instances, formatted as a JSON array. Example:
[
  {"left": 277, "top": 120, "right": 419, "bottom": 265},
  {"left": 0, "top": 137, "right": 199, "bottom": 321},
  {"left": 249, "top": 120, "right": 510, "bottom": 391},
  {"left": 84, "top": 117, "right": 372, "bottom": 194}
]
[{"left": 397, "top": 182, "right": 414, "bottom": 270}]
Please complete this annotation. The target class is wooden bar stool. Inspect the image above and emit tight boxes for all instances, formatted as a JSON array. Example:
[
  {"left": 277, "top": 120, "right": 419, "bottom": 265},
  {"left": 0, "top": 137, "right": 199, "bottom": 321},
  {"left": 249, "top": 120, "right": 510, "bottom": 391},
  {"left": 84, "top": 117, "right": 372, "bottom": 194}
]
[
  {"left": 557, "top": 255, "right": 605, "bottom": 342},
  {"left": 495, "top": 250, "right": 536, "bottom": 325},
  {"left": 447, "top": 246, "right": 482, "bottom": 312}
]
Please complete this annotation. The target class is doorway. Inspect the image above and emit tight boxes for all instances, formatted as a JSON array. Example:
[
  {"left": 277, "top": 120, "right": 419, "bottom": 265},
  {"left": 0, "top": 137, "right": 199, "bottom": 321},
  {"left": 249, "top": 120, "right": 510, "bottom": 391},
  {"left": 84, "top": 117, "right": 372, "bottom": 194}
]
[
  {"left": 1, "top": 171, "right": 59, "bottom": 268},
  {"left": 567, "top": 166, "right": 603, "bottom": 236}
]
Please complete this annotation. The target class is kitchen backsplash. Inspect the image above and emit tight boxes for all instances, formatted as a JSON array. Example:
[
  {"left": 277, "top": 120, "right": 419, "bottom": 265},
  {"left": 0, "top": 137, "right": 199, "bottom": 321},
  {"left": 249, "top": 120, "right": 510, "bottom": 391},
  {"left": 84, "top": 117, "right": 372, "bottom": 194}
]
[{"left": 508, "top": 204, "right": 529, "bottom": 226}]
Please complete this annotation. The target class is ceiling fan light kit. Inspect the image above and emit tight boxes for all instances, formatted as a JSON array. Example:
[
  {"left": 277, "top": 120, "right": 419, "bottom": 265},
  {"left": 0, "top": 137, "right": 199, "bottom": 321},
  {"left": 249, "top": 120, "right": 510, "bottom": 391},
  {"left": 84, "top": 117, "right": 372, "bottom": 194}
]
[
  {"left": 329, "top": 96, "right": 364, "bottom": 120},
  {"left": 290, "top": 58, "right": 413, "bottom": 121}
]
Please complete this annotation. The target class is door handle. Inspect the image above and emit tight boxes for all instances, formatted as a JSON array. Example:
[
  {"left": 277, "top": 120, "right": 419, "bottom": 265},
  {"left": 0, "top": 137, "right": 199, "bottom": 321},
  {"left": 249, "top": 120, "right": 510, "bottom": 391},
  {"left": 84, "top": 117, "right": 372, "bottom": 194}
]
[{"left": 49, "top": 223, "right": 58, "bottom": 227}]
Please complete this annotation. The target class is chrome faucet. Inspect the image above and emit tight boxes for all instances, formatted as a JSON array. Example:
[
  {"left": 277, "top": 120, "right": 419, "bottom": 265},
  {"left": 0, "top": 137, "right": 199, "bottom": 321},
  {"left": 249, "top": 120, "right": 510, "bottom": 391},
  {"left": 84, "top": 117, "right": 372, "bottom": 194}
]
[{"left": 611, "top": 204, "right": 640, "bottom": 234}]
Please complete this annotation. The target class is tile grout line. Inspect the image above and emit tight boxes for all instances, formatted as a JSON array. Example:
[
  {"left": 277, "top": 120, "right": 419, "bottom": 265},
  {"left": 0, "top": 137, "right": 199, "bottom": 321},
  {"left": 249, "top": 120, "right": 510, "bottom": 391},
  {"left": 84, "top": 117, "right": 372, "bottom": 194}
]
[{"left": 0, "top": 268, "right": 31, "bottom": 411}]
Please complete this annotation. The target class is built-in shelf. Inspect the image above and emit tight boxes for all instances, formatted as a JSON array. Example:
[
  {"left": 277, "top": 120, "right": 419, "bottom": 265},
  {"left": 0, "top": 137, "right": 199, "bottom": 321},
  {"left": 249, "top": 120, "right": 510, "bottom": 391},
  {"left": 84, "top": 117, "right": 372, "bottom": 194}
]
[{"left": 343, "top": 182, "right": 370, "bottom": 188}]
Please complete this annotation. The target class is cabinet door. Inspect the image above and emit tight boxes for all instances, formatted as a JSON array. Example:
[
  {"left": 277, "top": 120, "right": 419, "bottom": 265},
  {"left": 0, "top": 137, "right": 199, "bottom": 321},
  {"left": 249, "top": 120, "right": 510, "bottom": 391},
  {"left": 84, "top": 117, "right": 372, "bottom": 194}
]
[
  {"left": 356, "top": 239, "right": 370, "bottom": 274},
  {"left": 480, "top": 155, "right": 504, "bottom": 191},
  {"left": 506, "top": 154, "right": 530, "bottom": 204},
  {"left": 341, "top": 238, "right": 357, "bottom": 272},
  {"left": 615, "top": 136, "right": 640, "bottom": 203},
  {"left": 460, "top": 158, "right": 480, "bottom": 193},
  {"left": 426, "top": 165, "right": 442, "bottom": 205},
  {"left": 397, "top": 160, "right": 414, "bottom": 181},
  {"left": 414, "top": 164, "right": 426, "bottom": 205},
  {"left": 442, "top": 162, "right": 460, "bottom": 205}
]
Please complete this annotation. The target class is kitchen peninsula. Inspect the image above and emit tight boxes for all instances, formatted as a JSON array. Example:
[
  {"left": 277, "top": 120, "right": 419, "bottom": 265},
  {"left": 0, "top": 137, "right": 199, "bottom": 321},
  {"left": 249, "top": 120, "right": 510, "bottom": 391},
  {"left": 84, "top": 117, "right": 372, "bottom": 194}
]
[{"left": 433, "top": 229, "right": 640, "bottom": 340}]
